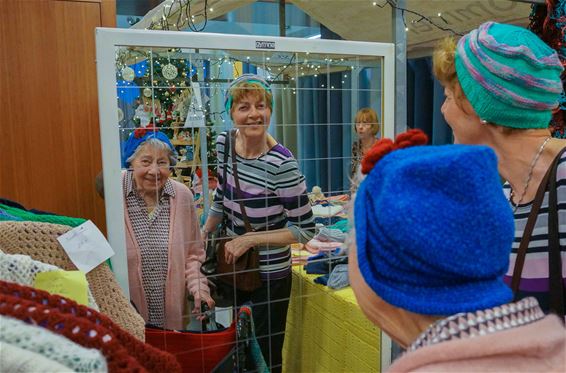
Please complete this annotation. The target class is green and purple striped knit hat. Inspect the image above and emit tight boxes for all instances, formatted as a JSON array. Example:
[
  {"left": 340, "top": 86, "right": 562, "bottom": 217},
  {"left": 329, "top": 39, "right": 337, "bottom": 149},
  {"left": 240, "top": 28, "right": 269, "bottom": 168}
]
[{"left": 455, "top": 21, "right": 564, "bottom": 128}]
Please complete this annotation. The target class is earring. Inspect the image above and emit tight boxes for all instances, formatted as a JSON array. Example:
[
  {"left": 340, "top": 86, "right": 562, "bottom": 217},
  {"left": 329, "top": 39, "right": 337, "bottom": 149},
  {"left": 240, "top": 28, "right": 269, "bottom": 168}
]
[{"left": 480, "top": 119, "right": 488, "bottom": 125}]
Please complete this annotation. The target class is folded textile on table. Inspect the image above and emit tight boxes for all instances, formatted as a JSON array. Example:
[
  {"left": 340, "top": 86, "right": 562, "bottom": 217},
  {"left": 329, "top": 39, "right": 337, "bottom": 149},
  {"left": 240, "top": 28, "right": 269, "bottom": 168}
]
[
  {"left": 327, "top": 264, "right": 350, "bottom": 290},
  {"left": 0, "top": 251, "right": 99, "bottom": 310},
  {"left": 311, "top": 204, "right": 344, "bottom": 217},
  {"left": 314, "top": 274, "right": 330, "bottom": 286},
  {"left": 0, "top": 342, "right": 73, "bottom": 373},
  {"left": 314, "top": 216, "right": 346, "bottom": 226},
  {"left": 0, "top": 197, "right": 58, "bottom": 215},
  {"left": 305, "top": 238, "right": 344, "bottom": 254},
  {"left": 0, "top": 203, "right": 86, "bottom": 227},
  {"left": 313, "top": 227, "right": 347, "bottom": 243},
  {"left": 0, "top": 315, "right": 108, "bottom": 372},
  {"left": 305, "top": 252, "right": 348, "bottom": 275}
]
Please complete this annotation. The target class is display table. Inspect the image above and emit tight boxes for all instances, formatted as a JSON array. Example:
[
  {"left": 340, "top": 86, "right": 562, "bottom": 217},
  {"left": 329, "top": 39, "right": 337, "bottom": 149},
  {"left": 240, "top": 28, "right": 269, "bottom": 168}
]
[{"left": 282, "top": 265, "right": 382, "bottom": 372}]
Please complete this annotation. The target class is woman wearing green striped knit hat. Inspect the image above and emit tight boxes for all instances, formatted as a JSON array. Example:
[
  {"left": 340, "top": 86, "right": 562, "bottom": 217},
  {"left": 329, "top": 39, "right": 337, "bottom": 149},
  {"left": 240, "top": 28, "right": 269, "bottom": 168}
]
[{"left": 433, "top": 21, "right": 565, "bottom": 317}]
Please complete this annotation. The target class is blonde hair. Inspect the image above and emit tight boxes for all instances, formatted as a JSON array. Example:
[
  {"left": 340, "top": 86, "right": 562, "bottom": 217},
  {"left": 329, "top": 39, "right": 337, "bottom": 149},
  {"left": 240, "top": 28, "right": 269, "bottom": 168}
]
[
  {"left": 229, "top": 82, "right": 273, "bottom": 113},
  {"left": 354, "top": 108, "right": 380, "bottom": 136},
  {"left": 432, "top": 37, "right": 466, "bottom": 104}
]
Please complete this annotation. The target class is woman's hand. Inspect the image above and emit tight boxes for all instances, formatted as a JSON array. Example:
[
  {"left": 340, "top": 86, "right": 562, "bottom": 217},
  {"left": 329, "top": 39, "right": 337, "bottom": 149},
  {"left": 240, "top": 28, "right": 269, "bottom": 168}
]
[
  {"left": 192, "top": 290, "right": 216, "bottom": 321},
  {"left": 224, "top": 234, "right": 256, "bottom": 264}
]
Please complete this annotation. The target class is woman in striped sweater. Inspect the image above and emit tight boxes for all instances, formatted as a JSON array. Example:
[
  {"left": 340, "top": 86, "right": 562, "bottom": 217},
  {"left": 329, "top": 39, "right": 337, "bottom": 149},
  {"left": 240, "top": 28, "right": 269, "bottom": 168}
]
[
  {"left": 433, "top": 21, "right": 565, "bottom": 316},
  {"left": 202, "top": 74, "right": 315, "bottom": 372}
]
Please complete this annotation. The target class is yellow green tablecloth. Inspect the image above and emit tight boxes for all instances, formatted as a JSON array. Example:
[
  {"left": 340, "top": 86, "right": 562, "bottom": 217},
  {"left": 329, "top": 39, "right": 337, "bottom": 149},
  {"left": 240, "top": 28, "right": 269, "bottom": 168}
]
[{"left": 282, "top": 265, "right": 381, "bottom": 372}]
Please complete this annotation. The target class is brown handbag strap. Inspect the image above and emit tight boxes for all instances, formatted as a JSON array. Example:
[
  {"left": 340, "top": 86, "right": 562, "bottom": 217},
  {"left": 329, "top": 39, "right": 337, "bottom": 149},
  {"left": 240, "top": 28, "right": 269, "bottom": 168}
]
[
  {"left": 547, "top": 149, "right": 565, "bottom": 317},
  {"left": 229, "top": 129, "right": 253, "bottom": 233},
  {"left": 511, "top": 147, "right": 566, "bottom": 299},
  {"left": 218, "top": 130, "right": 231, "bottom": 232}
]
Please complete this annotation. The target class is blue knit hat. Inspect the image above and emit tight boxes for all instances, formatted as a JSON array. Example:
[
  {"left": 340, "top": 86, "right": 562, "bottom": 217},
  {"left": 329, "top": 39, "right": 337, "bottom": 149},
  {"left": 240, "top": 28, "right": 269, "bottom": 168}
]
[
  {"left": 224, "top": 74, "right": 273, "bottom": 115},
  {"left": 455, "top": 21, "right": 563, "bottom": 128},
  {"left": 354, "top": 141, "right": 514, "bottom": 316},
  {"left": 121, "top": 126, "right": 176, "bottom": 168}
]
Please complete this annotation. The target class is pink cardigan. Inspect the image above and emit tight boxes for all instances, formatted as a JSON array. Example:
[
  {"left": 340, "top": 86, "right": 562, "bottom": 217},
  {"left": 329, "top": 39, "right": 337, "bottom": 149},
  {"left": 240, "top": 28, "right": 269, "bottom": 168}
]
[
  {"left": 389, "top": 315, "right": 566, "bottom": 372},
  {"left": 124, "top": 177, "right": 209, "bottom": 330}
]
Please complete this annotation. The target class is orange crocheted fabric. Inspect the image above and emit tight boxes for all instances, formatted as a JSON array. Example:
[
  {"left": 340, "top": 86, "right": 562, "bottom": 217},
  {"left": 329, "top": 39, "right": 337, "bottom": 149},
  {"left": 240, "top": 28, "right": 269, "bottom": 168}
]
[{"left": 0, "top": 280, "right": 181, "bottom": 373}]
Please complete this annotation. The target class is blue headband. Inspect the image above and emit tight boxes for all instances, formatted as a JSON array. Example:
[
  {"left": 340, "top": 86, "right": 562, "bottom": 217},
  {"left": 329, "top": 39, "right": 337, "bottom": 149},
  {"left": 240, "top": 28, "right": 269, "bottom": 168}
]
[
  {"left": 121, "top": 128, "right": 176, "bottom": 168},
  {"left": 224, "top": 74, "right": 273, "bottom": 115}
]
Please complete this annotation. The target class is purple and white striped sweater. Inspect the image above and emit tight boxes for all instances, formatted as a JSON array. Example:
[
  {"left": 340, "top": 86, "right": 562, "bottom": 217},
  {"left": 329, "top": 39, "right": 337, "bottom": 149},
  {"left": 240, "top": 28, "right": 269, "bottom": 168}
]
[
  {"left": 503, "top": 153, "right": 566, "bottom": 312},
  {"left": 210, "top": 132, "right": 315, "bottom": 280}
]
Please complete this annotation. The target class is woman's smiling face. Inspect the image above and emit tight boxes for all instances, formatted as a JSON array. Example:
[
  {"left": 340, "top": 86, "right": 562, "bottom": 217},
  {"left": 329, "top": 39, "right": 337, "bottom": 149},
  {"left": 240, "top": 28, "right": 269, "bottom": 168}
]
[
  {"left": 231, "top": 93, "right": 271, "bottom": 138},
  {"left": 130, "top": 143, "right": 171, "bottom": 194}
]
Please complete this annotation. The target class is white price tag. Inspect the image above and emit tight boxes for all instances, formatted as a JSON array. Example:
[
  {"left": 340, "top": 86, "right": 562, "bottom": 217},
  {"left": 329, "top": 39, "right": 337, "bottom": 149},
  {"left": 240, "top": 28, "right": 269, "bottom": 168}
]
[{"left": 57, "top": 220, "right": 115, "bottom": 273}]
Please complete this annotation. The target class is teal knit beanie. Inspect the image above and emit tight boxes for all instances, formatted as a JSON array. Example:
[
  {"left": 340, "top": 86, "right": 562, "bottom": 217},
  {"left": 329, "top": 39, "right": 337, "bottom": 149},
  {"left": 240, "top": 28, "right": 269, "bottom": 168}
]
[{"left": 455, "top": 21, "right": 563, "bottom": 128}]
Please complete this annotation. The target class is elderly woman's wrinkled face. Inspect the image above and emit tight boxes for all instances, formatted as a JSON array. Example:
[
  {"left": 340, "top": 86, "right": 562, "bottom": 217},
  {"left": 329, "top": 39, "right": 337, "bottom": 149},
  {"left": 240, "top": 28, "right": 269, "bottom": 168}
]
[
  {"left": 231, "top": 93, "right": 271, "bottom": 138},
  {"left": 130, "top": 144, "right": 171, "bottom": 194}
]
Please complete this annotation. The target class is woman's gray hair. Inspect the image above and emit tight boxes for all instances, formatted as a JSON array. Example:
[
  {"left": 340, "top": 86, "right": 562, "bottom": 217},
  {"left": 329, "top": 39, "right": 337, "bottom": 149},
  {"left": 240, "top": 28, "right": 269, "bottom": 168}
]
[{"left": 126, "top": 137, "right": 177, "bottom": 166}]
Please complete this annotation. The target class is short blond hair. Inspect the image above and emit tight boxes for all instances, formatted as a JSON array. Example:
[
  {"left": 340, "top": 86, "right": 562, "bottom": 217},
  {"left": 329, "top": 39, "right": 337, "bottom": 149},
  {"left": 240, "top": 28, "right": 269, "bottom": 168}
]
[
  {"left": 432, "top": 37, "right": 466, "bottom": 104},
  {"left": 355, "top": 108, "right": 380, "bottom": 136},
  {"left": 229, "top": 82, "right": 273, "bottom": 113}
]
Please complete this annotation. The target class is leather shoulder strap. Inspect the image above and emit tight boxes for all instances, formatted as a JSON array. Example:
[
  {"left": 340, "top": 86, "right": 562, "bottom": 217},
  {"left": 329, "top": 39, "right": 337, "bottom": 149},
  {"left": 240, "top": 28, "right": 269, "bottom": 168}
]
[
  {"left": 229, "top": 129, "right": 253, "bottom": 233},
  {"left": 512, "top": 147, "right": 566, "bottom": 297},
  {"left": 219, "top": 131, "right": 230, "bottom": 230},
  {"left": 547, "top": 148, "right": 566, "bottom": 317},
  {"left": 511, "top": 149, "right": 562, "bottom": 294}
]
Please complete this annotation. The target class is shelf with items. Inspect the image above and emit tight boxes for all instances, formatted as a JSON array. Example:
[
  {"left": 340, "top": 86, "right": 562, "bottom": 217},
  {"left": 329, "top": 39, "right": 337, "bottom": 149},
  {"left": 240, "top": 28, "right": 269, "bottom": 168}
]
[
  {"left": 170, "top": 127, "right": 201, "bottom": 190},
  {"left": 170, "top": 139, "right": 194, "bottom": 146}
]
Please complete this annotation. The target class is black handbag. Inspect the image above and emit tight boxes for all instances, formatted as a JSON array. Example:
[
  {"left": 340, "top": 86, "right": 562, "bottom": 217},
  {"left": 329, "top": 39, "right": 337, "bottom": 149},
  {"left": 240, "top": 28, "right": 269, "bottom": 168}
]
[{"left": 511, "top": 147, "right": 566, "bottom": 319}]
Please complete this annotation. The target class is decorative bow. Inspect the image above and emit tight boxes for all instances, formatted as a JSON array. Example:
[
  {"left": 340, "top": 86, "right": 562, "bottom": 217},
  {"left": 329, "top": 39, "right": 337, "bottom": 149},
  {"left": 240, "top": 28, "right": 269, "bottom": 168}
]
[
  {"left": 133, "top": 123, "right": 158, "bottom": 139},
  {"left": 361, "top": 129, "right": 428, "bottom": 174}
]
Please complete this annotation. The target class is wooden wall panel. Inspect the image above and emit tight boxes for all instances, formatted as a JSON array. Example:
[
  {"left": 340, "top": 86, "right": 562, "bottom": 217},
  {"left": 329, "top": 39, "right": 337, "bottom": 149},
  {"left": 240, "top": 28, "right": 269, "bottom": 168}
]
[{"left": 0, "top": 0, "right": 116, "bottom": 233}]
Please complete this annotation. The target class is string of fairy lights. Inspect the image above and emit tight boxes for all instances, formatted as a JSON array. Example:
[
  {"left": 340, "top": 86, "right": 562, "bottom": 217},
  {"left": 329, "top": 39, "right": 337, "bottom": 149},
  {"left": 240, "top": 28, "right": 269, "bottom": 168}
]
[
  {"left": 375, "top": 0, "right": 463, "bottom": 35},
  {"left": 138, "top": 0, "right": 463, "bottom": 36},
  {"left": 119, "top": 0, "right": 466, "bottom": 126}
]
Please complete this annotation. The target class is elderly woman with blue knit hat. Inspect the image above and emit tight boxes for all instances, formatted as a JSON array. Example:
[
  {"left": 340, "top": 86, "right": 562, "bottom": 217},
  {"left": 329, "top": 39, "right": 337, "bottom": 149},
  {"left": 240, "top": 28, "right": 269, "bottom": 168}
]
[
  {"left": 433, "top": 21, "right": 565, "bottom": 316},
  {"left": 121, "top": 125, "right": 213, "bottom": 330},
  {"left": 202, "top": 74, "right": 315, "bottom": 372},
  {"left": 348, "top": 129, "right": 566, "bottom": 372}
]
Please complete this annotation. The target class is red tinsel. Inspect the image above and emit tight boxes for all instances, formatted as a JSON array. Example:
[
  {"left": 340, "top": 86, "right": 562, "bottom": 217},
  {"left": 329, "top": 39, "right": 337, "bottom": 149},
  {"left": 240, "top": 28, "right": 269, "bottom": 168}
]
[{"left": 361, "top": 129, "right": 429, "bottom": 175}]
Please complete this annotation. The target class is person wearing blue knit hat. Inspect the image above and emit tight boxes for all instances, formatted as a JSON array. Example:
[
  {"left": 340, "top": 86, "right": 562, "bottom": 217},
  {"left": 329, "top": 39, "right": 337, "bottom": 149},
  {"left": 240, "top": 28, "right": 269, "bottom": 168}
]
[
  {"left": 348, "top": 129, "right": 565, "bottom": 372},
  {"left": 433, "top": 21, "right": 565, "bottom": 314},
  {"left": 119, "top": 125, "right": 214, "bottom": 330},
  {"left": 121, "top": 125, "right": 177, "bottom": 168}
]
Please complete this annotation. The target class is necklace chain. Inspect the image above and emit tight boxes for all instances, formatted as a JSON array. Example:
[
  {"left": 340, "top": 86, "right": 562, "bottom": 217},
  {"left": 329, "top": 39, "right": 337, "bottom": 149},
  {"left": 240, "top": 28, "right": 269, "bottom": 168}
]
[{"left": 510, "top": 136, "right": 551, "bottom": 211}]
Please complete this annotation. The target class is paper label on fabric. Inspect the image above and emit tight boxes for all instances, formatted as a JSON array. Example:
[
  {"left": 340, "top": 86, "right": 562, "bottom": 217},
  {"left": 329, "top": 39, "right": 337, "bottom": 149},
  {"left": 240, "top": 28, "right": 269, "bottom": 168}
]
[
  {"left": 56, "top": 220, "right": 115, "bottom": 273},
  {"left": 34, "top": 270, "right": 89, "bottom": 305}
]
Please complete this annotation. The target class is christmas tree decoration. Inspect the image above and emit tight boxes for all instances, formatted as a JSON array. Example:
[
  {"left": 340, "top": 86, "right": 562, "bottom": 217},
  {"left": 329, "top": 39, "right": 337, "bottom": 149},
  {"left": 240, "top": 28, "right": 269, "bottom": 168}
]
[
  {"left": 121, "top": 66, "right": 135, "bottom": 81},
  {"left": 162, "top": 63, "right": 178, "bottom": 80},
  {"left": 143, "top": 87, "right": 152, "bottom": 97}
]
